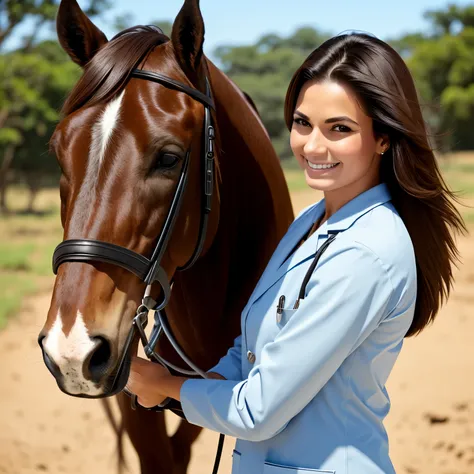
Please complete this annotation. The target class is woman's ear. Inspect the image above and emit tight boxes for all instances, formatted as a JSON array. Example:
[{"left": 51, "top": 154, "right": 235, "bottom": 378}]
[
  {"left": 377, "top": 136, "right": 390, "bottom": 155},
  {"left": 57, "top": 0, "right": 108, "bottom": 67}
]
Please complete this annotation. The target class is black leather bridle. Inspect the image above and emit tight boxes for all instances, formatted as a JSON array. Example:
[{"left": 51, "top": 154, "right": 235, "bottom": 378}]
[
  {"left": 54, "top": 69, "right": 215, "bottom": 309},
  {"left": 52, "top": 68, "right": 225, "bottom": 472}
]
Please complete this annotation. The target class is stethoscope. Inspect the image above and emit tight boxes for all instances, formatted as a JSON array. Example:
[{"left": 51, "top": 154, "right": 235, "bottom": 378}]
[{"left": 276, "top": 231, "right": 339, "bottom": 315}]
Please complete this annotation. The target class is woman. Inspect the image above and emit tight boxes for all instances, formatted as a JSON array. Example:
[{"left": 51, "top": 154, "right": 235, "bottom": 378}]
[{"left": 126, "top": 33, "right": 465, "bottom": 473}]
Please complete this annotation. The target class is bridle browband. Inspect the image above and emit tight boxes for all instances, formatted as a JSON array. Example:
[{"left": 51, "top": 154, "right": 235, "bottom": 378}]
[{"left": 132, "top": 69, "right": 215, "bottom": 109}]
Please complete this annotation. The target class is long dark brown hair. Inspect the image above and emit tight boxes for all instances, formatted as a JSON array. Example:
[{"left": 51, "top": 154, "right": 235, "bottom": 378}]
[{"left": 284, "top": 33, "right": 466, "bottom": 337}]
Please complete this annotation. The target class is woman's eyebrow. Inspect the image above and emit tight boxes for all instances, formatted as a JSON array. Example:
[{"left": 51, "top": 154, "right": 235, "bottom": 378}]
[
  {"left": 294, "top": 111, "right": 359, "bottom": 126},
  {"left": 294, "top": 110, "right": 310, "bottom": 121},
  {"left": 325, "top": 116, "right": 359, "bottom": 126}
]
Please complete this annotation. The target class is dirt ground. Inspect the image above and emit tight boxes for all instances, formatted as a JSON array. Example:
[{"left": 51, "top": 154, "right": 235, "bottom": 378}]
[{"left": 1, "top": 188, "right": 473, "bottom": 474}]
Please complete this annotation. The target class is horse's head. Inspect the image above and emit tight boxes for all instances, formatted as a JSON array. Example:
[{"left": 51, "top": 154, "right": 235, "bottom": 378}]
[{"left": 38, "top": 0, "right": 220, "bottom": 397}]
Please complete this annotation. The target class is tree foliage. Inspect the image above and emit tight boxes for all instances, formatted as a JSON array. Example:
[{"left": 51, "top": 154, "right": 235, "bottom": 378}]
[
  {"left": 0, "top": 2, "right": 473, "bottom": 212},
  {"left": 0, "top": 0, "right": 107, "bottom": 211},
  {"left": 0, "top": 0, "right": 111, "bottom": 50},
  {"left": 217, "top": 5, "right": 474, "bottom": 156},
  {"left": 398, "top": 5, "right": 474, "bottom": 150}
]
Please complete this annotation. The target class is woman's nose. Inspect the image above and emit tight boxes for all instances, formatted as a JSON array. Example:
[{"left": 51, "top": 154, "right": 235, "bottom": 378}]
[{"left": 303, "top": 129, "right": 327, "bottom": 156}]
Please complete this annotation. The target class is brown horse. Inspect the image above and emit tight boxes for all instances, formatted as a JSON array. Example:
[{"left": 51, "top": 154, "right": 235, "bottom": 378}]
[{"left": 38, "top": 0, "right": 293, "bottom": 472}]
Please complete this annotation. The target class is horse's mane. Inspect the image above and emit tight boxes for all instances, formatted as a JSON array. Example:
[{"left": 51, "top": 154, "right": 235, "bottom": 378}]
[
  {"left": 62, "top": 24, "right": 263, "bottom": 121},
  {"left": 62, "top": 25, "right": 169, "bottom": 116}
]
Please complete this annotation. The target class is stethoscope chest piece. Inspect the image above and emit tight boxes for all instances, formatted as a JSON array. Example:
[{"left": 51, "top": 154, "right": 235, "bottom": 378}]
[{"left": 275, "top": 231, "right": 339, "bottom": 322}]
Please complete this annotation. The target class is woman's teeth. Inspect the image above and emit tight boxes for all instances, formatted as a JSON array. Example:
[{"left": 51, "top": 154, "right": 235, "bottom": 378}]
[{"left": 306, "top": 160, "right": 339, "bottom": 170}]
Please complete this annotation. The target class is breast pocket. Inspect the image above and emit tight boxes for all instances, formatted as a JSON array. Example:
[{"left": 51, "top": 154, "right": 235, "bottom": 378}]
[
  {"left": 232, "top": 450, "right": 241, "bottom": 473},
  {"left": 264, "top": 461, "right": 335, "bottom": 473}
]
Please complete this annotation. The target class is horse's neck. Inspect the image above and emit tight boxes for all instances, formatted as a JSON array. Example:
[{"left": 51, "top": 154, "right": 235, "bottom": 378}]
[
  {"left": 164, "top": 62, "right": 293, "bottom": 370},
  {"left": 206, "top": 60, "right": 293, "bottom": 237}
]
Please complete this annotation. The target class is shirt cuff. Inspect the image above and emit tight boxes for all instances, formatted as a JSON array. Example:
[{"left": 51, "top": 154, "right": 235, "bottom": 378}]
[
  {"left": 207, "top": 359, "right": 242, "bottom": 381},
  {"left": 180, "top": 377, "right": 240, "bottom": 433}
]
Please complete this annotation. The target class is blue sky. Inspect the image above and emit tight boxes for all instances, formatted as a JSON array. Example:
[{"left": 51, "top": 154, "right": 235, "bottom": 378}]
[{"left": 5, "top": 0, "right": 473, "bottom": 58}]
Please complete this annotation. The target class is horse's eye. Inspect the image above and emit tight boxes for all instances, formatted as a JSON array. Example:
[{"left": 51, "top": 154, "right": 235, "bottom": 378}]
[{"left": 156, "top": 153, "right": 179, "bottom": 169}]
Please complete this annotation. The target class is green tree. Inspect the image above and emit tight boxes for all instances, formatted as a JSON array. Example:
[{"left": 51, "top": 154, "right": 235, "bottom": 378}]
[
  {"left": 0, "top": 0, "right": 111, "bottom": 51},
  {"left": 152, "top": 20, "right": 172, "bottom": 37},
  {"left": 0, "top": 0, "right": 110, "bottom": 212},
  {"left": 113, "top": 13, "right": 172, "bottom": 38},
  {"left": 424, "top": 4, "right": 474, "bottom": 36},
  {"left": 218, "top": 6, "right": 474, "bottom": 156},
  {"left": 404, "top": 5, "right": 474, "bottom": 150},
  {"left": 0, "top": 41, "right": 79, "bottom": 211}
]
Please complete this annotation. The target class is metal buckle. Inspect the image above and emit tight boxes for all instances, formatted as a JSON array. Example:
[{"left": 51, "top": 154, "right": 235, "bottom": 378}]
[{"left": 142, "top": 266, "right": 171, "bottom": 311}]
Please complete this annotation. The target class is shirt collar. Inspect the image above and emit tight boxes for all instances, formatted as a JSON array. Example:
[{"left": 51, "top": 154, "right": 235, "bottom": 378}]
[{"left": 323, "top": 182, "right": 392, "bottom": 232}]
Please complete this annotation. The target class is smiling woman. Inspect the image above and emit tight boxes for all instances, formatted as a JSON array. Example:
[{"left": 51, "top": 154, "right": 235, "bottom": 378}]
[
  {"left": 128, "top": 32, "right": 466, "bottom": 474},
  {"left": 284, "top": 33, "right": 466, "bottom": 336},
  {"left": 290, "top": 80, "right": 388, "bottom": 216}
]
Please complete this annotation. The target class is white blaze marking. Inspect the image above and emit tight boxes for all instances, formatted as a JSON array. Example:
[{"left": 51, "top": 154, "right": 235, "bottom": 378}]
[
  {"left": 72, "top": 91, "right": 126, "bottom": 219},
  {"left": 90, "top": 90, "right": 125, "bottom": 166},
  {"left": 43, "top": 310, "right": 103, "bottom": 396}
]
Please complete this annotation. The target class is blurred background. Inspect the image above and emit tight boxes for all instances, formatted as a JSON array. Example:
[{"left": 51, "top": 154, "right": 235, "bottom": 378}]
[{"left": 1, "top": 1, "right": 473, "bottom": 473}]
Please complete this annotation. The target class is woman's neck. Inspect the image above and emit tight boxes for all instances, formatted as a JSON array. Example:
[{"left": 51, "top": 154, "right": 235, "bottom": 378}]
[{"left": 322, "top": 175, "right": 381, "bottom": 220}]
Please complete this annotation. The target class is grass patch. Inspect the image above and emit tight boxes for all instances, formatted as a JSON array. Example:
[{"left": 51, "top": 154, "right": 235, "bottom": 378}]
[
  {"left": 281, "top": 154, "right": 474, "bottom": 197},
  {"left": 30, "top": 241, "right": 59, "bottom": 276},
  {"left": 461, "top": 211, "right": 474, "bottom": 224},
  {"left": 439, "top": 161, "right": 474, "bottom": 175},
  {"left": 283, "top": 169, "right": 308, "bottom": 192},
  {"left": 0, "top": 273, "right": 37, "bottom": 329},
  {"left": 0, "top": 242, "right": 35, "bottom": 271},
  {"left": 281, "top": 160, "right": 307, "bottom": 192},
  {"left": 1, "top": 153, "right": 474, "bottom": 328},
  {"left": 449, "top": 180, "right": 474, "bottom": 197},
  {"left": 0, "top": 187, "right": 62, "bottom": 328}
]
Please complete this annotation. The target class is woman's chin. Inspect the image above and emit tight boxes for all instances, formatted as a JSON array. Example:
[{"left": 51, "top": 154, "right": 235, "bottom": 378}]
[{"left": 304, "top": 173, "right": 338, "bottom": 192}]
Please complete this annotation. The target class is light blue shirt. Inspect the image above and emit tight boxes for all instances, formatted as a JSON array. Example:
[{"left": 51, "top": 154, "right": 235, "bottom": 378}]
[{"left": 181, "top": 183, "right": 417, "bottom": 474}]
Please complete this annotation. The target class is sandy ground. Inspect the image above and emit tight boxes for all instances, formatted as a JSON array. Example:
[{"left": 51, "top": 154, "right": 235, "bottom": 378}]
[{"left": 1, "top": 188, "right": 473, "bottom": 474}]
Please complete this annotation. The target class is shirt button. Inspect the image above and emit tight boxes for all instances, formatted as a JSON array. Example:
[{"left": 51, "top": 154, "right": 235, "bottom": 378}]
[{"left": 247, "top": 350, "right": 256, "bottom": 364}]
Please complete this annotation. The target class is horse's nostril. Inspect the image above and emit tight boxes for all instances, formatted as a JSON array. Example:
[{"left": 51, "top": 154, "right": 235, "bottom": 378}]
[{"left": 87, "top": 336, "right": 112, "bottom": 383}]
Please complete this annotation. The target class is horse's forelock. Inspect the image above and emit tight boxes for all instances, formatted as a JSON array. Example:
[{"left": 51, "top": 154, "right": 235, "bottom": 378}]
[{"left": 62, "top": 25, "right": 169, "bottom": 116}]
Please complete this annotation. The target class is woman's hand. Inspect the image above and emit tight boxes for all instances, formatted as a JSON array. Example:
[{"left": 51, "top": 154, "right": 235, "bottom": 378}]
[{"left": 125, "top": 356, "right": 170, "bottom": 408}]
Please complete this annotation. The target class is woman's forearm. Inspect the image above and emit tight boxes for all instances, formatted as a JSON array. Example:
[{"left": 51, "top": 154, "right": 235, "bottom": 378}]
[{"left": 159, "top": 374, "right": 188, "bottom": 401}]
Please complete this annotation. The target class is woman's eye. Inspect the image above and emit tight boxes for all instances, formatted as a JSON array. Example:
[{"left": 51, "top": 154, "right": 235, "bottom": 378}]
[
  {"left": 332, "top": 124, "right": 352, "bottom": 133},
  {"left": 294, "top": 117, "right": 311, "bottom": 128},
  {"left": 156, "top": 153, "right": 180, "bottom": 169}
]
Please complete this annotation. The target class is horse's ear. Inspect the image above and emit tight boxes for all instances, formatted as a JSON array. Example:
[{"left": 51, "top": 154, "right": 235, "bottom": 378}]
[
  {"left": 171, "top": 0, "right": 205, "bottom": 77},
  {"left": 56, "top": 0, "right": 108, "bottom": 67}
]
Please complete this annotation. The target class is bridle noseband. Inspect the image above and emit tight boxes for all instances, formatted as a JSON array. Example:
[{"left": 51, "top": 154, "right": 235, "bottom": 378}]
[{"left": 52, "top": 68, "right": 217, "bottom": 393}]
